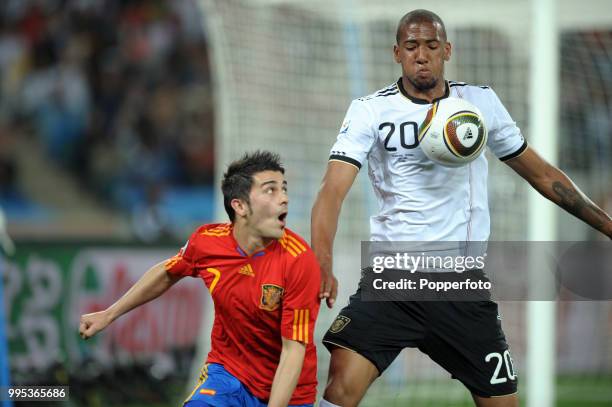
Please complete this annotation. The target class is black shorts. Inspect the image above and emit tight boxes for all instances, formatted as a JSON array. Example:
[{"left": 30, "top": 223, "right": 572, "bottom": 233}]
[{"left": 322, "top": 286, "right": 518, "bottom": 397}]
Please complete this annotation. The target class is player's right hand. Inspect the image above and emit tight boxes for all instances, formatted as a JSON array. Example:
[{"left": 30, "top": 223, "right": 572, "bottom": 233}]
[
  {"left": 79, "top": 310, "right": 111, "bottom": 340},
  {"left": 320, "top": 269, "right": 338, "bottom": 309}
]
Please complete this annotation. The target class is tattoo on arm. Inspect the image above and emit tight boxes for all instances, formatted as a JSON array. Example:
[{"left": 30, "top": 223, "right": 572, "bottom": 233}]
[{"left": 552, "top": 181, "right": 609, "bottom": 231}]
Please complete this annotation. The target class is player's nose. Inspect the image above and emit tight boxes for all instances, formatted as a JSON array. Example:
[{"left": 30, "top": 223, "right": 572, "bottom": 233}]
[
  {"left": 280, "top": 190, "right": 289, "bottom": 205},
  {"left": 415, "top": 45, "right": 429, "bottom": 63}
]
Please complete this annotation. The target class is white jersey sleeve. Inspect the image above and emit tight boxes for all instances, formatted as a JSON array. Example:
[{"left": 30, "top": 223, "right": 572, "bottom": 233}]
[
  {"left": 485, "top": 88, "right": 528, "bottom": 161},
  {"left": 329, "top": 99, "right": 376, "bottom": 169}
]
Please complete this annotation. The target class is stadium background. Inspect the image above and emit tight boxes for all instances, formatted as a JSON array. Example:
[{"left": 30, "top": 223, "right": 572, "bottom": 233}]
[{"left": 1, "top": 0, "right": 611, "bottom": 406}]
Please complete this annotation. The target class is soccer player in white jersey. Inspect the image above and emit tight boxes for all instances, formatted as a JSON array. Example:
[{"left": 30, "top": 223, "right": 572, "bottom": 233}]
[{"left": 312, "top": 9, "right": 612, "bottom": 407}]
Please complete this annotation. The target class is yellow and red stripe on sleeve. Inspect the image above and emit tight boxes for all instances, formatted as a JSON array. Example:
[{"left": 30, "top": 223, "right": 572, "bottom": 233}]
[
  {"left": 164, "top": 255, "right": 182, "bottom": 271},
  {"left": 292, "top": 308, "right": 311, "bottom": 343}
]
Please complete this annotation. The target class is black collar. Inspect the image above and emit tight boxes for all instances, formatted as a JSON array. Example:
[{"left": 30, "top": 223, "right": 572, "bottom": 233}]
[{"left": 396, "top": 78, "right": 450, "bottom": 105}]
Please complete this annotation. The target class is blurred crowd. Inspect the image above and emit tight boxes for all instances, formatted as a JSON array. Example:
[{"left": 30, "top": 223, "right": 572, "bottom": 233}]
[
  {"left": 561, "top": 31, "right": 612, "bottom": 173},
  {"left": 0, "top": 0, "right": 215, "bottom": 231}
]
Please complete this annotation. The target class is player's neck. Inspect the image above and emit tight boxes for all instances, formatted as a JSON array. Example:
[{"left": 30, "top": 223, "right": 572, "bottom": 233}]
[
  {"left": 400, "top": 77, "right": 447, "bottom": 103},
  {"left": 232, "top": 223, "right": 273, "bottom": 256}
]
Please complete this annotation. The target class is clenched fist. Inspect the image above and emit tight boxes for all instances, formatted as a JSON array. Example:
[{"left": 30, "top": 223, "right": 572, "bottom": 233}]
[{"left": 79, "top": 310, "right": 112, "bottom": 339}]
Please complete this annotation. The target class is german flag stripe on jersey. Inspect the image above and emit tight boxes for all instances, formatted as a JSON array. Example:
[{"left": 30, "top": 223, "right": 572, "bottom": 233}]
[
  {"left": 292, "top": 309, "right": 310, "bottom": 343},
  {"left": 418, "top": 100, "right": 439, "bottom": 141}
]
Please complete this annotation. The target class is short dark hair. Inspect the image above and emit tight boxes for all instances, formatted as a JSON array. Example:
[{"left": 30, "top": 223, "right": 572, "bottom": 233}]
[
  {"left": 396, "top": 9, "right": 447, "bottom": 44},
  {"left": 221, "top": 151, "right": 285, "bottom": 222}
]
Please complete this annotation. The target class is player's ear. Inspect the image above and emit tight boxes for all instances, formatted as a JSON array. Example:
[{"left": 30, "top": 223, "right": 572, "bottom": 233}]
[
  {"left": 231, "top": 198, "right": 249, "bottom": 218},
  {"left": 443, "top": 41, "right": 452, "bottom": 61},
  {"left": 393, "top": 44, "right": 401, "bottom": 63}
]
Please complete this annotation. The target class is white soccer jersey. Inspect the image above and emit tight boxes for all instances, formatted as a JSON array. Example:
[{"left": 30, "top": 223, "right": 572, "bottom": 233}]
[{"left": 330, "top": 79, "right": 527, "bottom": 242}]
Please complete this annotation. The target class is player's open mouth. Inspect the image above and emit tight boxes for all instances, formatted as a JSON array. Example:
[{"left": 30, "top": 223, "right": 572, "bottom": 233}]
[{"left": 278, "top": 212, "right": 287, "bottom": 226}]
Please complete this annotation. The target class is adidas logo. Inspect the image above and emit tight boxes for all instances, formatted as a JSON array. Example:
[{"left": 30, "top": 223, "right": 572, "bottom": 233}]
[{"left": 239, "top": 264, "right": 255, "bottom": 277}]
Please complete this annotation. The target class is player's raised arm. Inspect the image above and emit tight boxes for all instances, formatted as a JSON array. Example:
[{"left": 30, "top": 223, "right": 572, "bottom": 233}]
[
  {"left": 79, "top": 261, "right": 183, "bottom": 339},
  {"left": 311, "top": 160, "right": 359, "bottom": 308},
  {"left": 505, "top": 145, "right": 612, "bottom": 238}
]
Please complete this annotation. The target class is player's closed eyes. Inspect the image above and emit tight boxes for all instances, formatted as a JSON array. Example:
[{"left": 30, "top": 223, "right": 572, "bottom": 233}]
[{"left": 405, "top": 41, "right": 438, "bottom": 51}]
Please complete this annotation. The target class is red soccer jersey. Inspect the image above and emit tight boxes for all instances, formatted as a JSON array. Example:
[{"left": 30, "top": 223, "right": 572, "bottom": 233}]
[{"left": 165, "top": 223, "right": 321, "bottom": 404}]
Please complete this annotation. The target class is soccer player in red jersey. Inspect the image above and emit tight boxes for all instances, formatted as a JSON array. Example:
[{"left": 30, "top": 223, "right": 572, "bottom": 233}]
[{"left": 79, "top": 151, "right": 321, "bottom": 407}]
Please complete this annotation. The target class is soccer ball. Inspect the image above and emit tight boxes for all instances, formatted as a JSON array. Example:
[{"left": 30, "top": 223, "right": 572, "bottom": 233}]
[{"left": 418, "top": 97, "right": 488, "bottom": 167}]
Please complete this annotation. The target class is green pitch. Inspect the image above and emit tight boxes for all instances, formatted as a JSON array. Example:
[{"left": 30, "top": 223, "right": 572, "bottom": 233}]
[{"left": 358, "top": 375, "right": 612, "bottom": 407}]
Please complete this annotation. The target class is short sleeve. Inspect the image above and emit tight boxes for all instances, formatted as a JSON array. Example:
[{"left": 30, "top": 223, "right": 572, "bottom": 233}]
[
  {"left": 281, "top": 250, "right": 321, "bottom": 344},
  {"left": 485, "top": 88, "right": 528, "bottom": 161},
  {"left": 164, "top": 231, "right": 199, "bottom": 277},
  {"left": 329, "top": 99, "right": 376, "bottom": 170}
]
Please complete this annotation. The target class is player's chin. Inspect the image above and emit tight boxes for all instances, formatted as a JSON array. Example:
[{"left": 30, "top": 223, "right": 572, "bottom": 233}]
[
  {"left": 412, "top": 76, "right": 437, "bottom": 91},
  {"left": 265, "top": 225, "right": 285, "bottom": 240}
]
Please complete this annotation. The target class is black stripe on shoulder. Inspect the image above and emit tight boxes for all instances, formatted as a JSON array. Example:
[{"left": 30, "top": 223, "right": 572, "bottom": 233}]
[
  {"left": 449, "top": 81, "right": 491, "bottom": 89},
  {"left": 376, "top": 85, "right": 399, "bottom": 95},
  {"left": 499, "top": 140, "right": 528, "bottom": 161},
  {"left": 329, "top": 154, "right": 362, "bottom": 169},
  {"left": 376, "top": 90, "right": 399, "bottom": 98},
  {"left": 377, "top": 85, "right": 395, "bottom": 93},
  {"left": 360, "top": 87, "right": 399, "bottom": 101}
]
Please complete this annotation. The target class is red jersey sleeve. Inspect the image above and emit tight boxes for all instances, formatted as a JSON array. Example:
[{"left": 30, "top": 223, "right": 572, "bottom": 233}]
[
  {"left": 164, "top": 230, "right": 200, "bottom": 277},
  {"left": 281, "top": 249, "right": 321, "bottom": 344}
]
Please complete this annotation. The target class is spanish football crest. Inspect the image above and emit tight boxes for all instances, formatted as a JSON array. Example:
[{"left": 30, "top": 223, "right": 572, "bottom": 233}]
[
  {"left": 260, "top": 284, "right": 284, "bottom": 311},
  {"left": 329, "top": 315, "right": 351, "bottom": 333}
]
